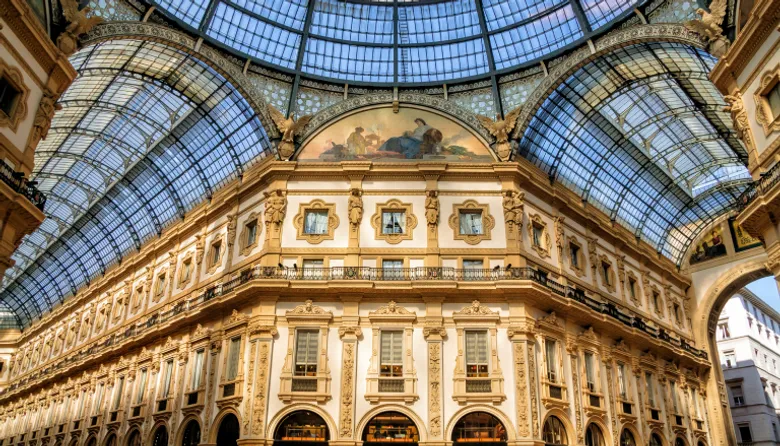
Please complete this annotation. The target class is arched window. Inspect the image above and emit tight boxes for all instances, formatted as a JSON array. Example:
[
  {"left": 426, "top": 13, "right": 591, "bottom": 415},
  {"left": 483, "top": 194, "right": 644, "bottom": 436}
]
[
  {"left": 105, "top": 434, "right": 117, "bottom": 446},
  {"left": 650, "top": 433, "right": 663, "bottom": 446},
  {"left": 153, "top": 426, "right": 169, "bottom": 446},
  {"left": 362, "top": 412, "right": 420, "bottom": 445},
  {"left": 585, "top": 424, "right": 604, "bottom": 446},
  {"left": 126, "top": 430, "right": 141, "bottom": 446},
  {"left": 182, "top": 420, "right": 201, "bottom": 446},
  {"left": 217, "top": 414, "right": 240, "bottom": 446},
  {"left": 543, "top": 417, "right": 567, "bottom": 446},
  {"left": 620, "top": 430, "right": 636, "bottom": 446},
  {"left": 452, "top": 412, "right": 507, "bottom": 444},
  {"left": 274, "top": 410, "right": 330, "bottom": 444},
  {"left": 86, "top": 437, "right": 97, "bottom": 446},
  {"left": 697, "top": 441, "right": 706, "bottom": 446},
  {"left": 675, "top": 438, "right": 686, "bottom": 446}
]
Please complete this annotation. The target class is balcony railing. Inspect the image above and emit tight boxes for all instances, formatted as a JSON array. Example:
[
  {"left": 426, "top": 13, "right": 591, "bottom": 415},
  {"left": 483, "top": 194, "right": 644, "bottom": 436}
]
[
  {"left": 736, "top": 161, "right": 780, "bottom": 213},
  {"left": 4, "top": 265, "right": 708, "bottom": 396},
  {"left": 0, "top": 159, "right": 46, "bottom": 211}
]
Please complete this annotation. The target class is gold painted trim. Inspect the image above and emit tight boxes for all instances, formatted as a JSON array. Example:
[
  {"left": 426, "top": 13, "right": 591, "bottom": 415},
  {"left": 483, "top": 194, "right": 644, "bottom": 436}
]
[
  {"left": 448, "top": 200, "right": 495, "bottom": 245},
  {"left": 292, "top": 199, "right": 340, "bottom": 244},
  {"left": 370, "top": 199, "right": 418, "bottom": 244}
]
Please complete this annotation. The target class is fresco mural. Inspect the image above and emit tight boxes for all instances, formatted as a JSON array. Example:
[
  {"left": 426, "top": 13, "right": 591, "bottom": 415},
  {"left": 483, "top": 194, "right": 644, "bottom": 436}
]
[
  {"left": 296, "top": 107, "right": 494, "bottom": 162},
  {"left": 689, "top": 224, "right": 728, "bottom": 265}
]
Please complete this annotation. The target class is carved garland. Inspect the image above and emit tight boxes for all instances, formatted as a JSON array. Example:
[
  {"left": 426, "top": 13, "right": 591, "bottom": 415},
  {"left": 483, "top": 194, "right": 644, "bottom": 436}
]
[
  {"left": 448, "top": 200, "right": 495, "bottom": 245},
  {"left": 754, "top": 66, "right": 780, "bottom": 136},
  {"left": 292, "top": 199, "right": 340, "bottom": 244},
  {"left": 370, "top": 199, "right": 418, "bottom": 244},
  {"left": 527, "top": 214, "right": 552, "bottom": 258}
]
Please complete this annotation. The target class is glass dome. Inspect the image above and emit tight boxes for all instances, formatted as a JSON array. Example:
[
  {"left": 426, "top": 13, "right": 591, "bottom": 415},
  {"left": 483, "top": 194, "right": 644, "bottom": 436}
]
[{"left": 150, "top": 0, "right": 638, "bottom": 84}]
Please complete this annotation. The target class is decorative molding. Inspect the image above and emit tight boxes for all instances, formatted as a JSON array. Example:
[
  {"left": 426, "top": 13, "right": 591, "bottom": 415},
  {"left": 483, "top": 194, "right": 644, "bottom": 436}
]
[
  {"left": 427, "top": 341, "right": 443, "bottom": 438},
  {"left": 566, "top": 236, "right": 587, "bottom": 277},
  {"left": 528, "top": 213, "right": 552, "bottom": 258},
  {"left": 0, "top": 59, "right": 29, "bottom": 131},
  {"left": 754, "top": 66, "right": 780, "bottom": 136},
  {"left": 425, "top": 190, "right": 439, "bottom": 227},
  {"left": 370, "top": 199, "right": 418, "bottom": 244},
  {"left": 598, "top": 254, "right": 617, "bottom": 293},
  {"left": 448, "top": 200, "right": 495, "bottom": 245},
  {"left": 502, "top": 189, "right": 524, "bottom": 229},
  {"left": 264, "top": 189, "right": 287, "bottom": 228},
  {"left": 338, "top": 341, "right": 356, "bottom": 438},
  {"left": 292, "top": 199, "right": 340, "bottom": 244},
  {"left": 239, "top": 212, "right": 261, "bottom": 256},
  {"left": 206, "top": 235, "right": 225, "bottom": 274}
]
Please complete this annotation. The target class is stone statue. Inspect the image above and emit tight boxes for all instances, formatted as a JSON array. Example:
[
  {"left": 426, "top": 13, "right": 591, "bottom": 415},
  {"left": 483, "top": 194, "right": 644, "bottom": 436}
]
[
  {"left": 348, "top": 188, "right": 363, "bottom": 228},
  {"left": 41, "top": 337, "right": 52, "bottom": 360},
  {"left": 227, "top": 213, "right": 238, "bottom": 247},
  {"left": 264, "top": 190, "right": 287, "bottom": 227},
  {"left": 112, "top": 295, "right": 124, "bottom": 321},
  {"left": 80, "top": 311, "right": 92, "bottom": 339},
  {"left": 553, "top": 216, "right": 565, "bottom": 257},
  {"left": 32, "top": 89, "right": 61, "bottom": 143},
  {"left": 66, "top": 320, "right": 77, "bottom": 347},
  {"left": 195, "top": 234, "right": 205, "bottom": 266},
  {"left": 684, "top": 0, "right": 729, "bottom": 57},
  {"left": 95, "top": 303, "right": 108, "bottom": 331},
  {"left": 57, "top": 0, "right": 104, "bottom": 55},
  {"left": 723, "top": 91, "right": 754, "bottom": 149},
  {"left": 54, "top": 329, "right": 65, "bottom": 353},
  {"left": 476, "top": 107, "right": 522, "bottom": 161},
  {"left": 425, "top": 190, "right": 439, "bottom": 226},
  {"left": 502, "top": 190, "right": 524, "bottom": 226},
  {"left": 267, "top": 104, "right": 313, "bottom": 160}
]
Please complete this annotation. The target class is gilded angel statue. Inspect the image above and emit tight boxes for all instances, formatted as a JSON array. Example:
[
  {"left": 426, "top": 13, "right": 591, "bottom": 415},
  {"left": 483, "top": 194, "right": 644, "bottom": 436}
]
[
  {"left": 684, "top": 0, "right": 729, "bottom": 56},
  {"left": 476, "top": 107, "right": 522, "bottom": 161},
  {"left": 57, "top": 0, "right": 104, "bottom": 55},
  {"left": 267, "top": 105, "right": 313, "bottom": 160}
]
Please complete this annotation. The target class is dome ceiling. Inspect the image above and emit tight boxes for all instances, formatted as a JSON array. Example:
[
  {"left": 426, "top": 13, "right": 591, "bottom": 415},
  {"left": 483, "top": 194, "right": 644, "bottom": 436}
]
[{"left": 151, "top": 0, "right": 637, "bottom": 84}]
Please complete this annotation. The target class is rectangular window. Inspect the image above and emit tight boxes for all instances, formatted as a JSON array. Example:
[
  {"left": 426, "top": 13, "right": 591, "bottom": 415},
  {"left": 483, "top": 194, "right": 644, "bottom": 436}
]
[
  {"left": 690, "top": 389, "right": 699, "bottom": 417},
  {"left": 670, "top": 380, "right": 679, "bottom": 411},
  {"left": 244, "top": 219, "right": 258, "bottom": 247},
  {"left": 463, "top": 259, "right": 484, "bottom": 280},
  {"left": 719, "top": 323, "right": 730, "bottom": 338},
  {"left": 304, "top": 210, "right": 329, "bottom": 234},
  {"left": 645, "top": 372, "right": 655, "bottom": 406},
  {"left": 738, "top": 424, "right": 753, "bottom": 443},
  {"left": 226, "top": 337, "right": 241, "bottom": 381},
  {"left": 532, "top": 223, "right": 544, "bottom": 247},
  {"left": 546, "top": 339, "right": 558, "bottom": 382},
  {"left": 302, "top": 259, "right": 324, "bottom": 279},
  {"left": 724, "top": 351, "right": 736, "bottom": 368},
  {"left": 209, "top": 240, "right": 222, "bottom": 267},
  {"left": 617, "top": 362, "right": 628, "bottom": 399},
  {"left": 459, "top": 211, "right": 483, "bottom": 235},
  {"left": 382, "top": 259, "right": 404, "bottom": 280},
  {"left": 570, "top": 243, "right": 580, "bottom": 268},
  {"left": 191, "top": 349, "right": 205, "bottom": 389},
  {"left": 180, "top": 258, "right": 192, "bottom": 284},
  {"left": 731, "top": 384, "right": 745, "bottom": 406},
  {"left": 0, "top": 76, "right": 21, "bottom": 118},
  {"left": 162, "top": 359, "right": 174, "bottom": 398},
  {"left": 295, "top": 330, "right": 319, "bottom": 377},
  {"left": 155, "top": 273, "right": 166, "bottom": 297},
  {"left": 77, "top": 391, "right": 86, "bottom": 418},
  {"left": 465, "top": 331, "right": 488, "bottom": 377},
  {"left": 380, "top": 331, "right": 403, "bottom": 377},
  {"left": 94, "top": 383, "right": 105, "bottom": 413},
  {"left": 382, "top": 211, "right": 406, "bottom": 234},
  {"left": 112, "top": 377, "right": 124, "bottom": 411},
  {"left": 768, "top": 82, "right": 780, "bottom": 116},
  {"left": 673, "top": 303, "right": 682, "bottom": 324},
  {"left": 136, "top": 369, "right": 147, "bottom": 404},
  {"left": 628, "top": 277, "right": 637, "bottom": 300},
  {"left": 652, "top": 291, "right": 661, "bottom": 312},
  {"left": 601, "top": 262, "right": 612, "bottom": 286},
  {"left": 584, "top": 352, "right": 596, "bottom": 391}
]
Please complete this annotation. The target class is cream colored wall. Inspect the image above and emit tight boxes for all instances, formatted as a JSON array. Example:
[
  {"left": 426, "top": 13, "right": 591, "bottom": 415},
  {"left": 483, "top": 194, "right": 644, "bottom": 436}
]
[{"left": 741, "top": 30, "right": 780, "bottom": 158}]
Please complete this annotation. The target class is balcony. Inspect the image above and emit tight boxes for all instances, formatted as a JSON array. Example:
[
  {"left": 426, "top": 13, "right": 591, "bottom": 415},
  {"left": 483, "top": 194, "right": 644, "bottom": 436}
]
[
  {"left": 0, "top": 159, "right": 46, "bottom": 211},
  {"left": 736, "top": 161, "right": 780, "bottom": 238}
]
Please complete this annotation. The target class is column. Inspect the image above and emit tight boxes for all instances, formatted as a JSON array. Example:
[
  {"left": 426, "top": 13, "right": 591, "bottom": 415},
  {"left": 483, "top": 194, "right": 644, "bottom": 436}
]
[
  {"left": 335, "top": 325, "right": 361, "bottom": 446},
  {"left": 238, "top": 324, "right": 277, "bottom": 446},
  {"left": 508, "top": 318, "right": 539, "bottom": 444}
]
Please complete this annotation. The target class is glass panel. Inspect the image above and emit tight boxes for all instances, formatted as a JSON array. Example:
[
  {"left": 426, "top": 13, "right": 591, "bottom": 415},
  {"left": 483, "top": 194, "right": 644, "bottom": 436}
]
[
  {"left": 380, "top": 331, "right": 403, "bottom": 377},
  {"left": 304, "top": 210, "right": 329, "bottom": 234},
  {"left": 227, "top": 338, "right": 241, "bottom": 381},
  {"left": 584, "top": 352, "right": 595, "bottom": 390},
  {"left": 137, "top": 369, "right": 147, "bottom": 404},
  {"left": 546, "top": 339, "right": 558, "bottom": 382},
  {"left": 295, "top": 330, "right": 319, "bottom": 377},
  {"left": 162, "top": 359, "right": 173, "bottom": 398},
  {"left": 191, "top": 350, "right": 204, "bottom": 389},
  {"left": 382, "top": 211, "right": 406, "bottom": 234},
  {"left": 465, "top": 331, "right": 488, "bottom": 377},
  {"left": 459, "top": 211, "right": 483, "bottom": 235},
  {"left": 113, "top": 377, "right": 124, "bottom": 410}
]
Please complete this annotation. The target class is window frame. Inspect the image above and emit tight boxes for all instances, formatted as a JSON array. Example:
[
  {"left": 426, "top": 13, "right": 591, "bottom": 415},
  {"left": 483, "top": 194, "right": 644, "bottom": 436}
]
[
  {"left": 365, "top": 301, "right": 418, "bottom": 403},
  {"left": 279, "top": 300, "right": 333, "bottom": 403},
  {"left": 371, "top": 199, "right": 418, "bottom": 244},
  {"left": 240, "top": 213, "right": 261, "bottom": 256},
  {"left": 0, "top": 62, "right": 30, "bottom": 131},
  {"left": 567, "top": 236, "right": 586, "bottom": 277},
  {"left": 448, "top": 200, "right": 495, "bottom": 245},
  {"left": 218, "top": 311, "right": 249, "bottom": 402},
  {"left": 527, "top": 213, "right": 552, "bottom": 258},
  {"left": 206, "top": 235, "right": 225, "bottom": 274},
  {"left": 293, "top": 200, "right": 340, "bottom": 244},
  {"left": 451, "top": 300, "right": 504, "bottom": 403}
]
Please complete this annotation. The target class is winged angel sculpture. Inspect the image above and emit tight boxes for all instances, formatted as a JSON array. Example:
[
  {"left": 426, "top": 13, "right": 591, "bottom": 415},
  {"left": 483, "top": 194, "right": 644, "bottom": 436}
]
[
  {"left": 684, "top": 0, "right": 730, "bottom": 57},
  {"left": 268, "top": 105, "right": 313, "bottom": 160},
  {"left": 476, "top": 107, "right": 522, "bottom": 162},
  {"left": 57, "top": 0, "right": 103, "bottom": 55}
]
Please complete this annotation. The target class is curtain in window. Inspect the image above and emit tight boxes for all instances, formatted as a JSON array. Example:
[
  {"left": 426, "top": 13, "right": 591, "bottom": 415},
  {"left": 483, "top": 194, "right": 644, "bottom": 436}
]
[
  {"left": 382, "top": 211, "right": 406, "bottom": 234},
  {"left": 295, "top": 330, "right": 319, "bottom": 376},
  {"left": 137, "top": 369, "right": 147, "bottom": 403},
  {"left": 227, "top": 338, "right": 241, "bottom": 381},
  {"left": 617, "top": 364, "right": 628, "bottom": 399},
  {"left": 465, "top": 331, "right": 488, "bottom": 364},
  {"left": 460, "top": 212, "right": 483, "bottom": 234},
  {"left": 305, "top": 211, "right": 329, "bottom": 234},
  {"left": 546, "top": 340, "right": 558, "bottom": 382},
  {"left": 162, "top": 360, "right": 174, "bottom": 397},
  {"left": 191, "top": 350, "right": 204, "bottom": 389}
]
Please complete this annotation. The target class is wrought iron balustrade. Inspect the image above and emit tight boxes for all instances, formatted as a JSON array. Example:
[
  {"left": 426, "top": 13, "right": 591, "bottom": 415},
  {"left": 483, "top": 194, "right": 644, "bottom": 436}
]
[
  {"left": 736, "top": 161, "right": 780, "bottom": 212},
  {"left": 0, "top": 159, "right": 46, "bottom": 211},
  {"left": 5, "top": 265, "right": 709, "bottom": 395}
]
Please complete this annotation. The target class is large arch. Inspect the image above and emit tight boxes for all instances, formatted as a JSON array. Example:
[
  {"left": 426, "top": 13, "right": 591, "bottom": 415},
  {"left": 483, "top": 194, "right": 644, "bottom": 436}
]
[
  {"left": 444, "top": 404, "right": 517, "bottom": 443},
  {"left": 209, "top": 408, "right": 242, "bottom": 444},
  {"left": 355, "top": 405, "right": 428, "bottom": 443},
  {"left": 266, "top": 403, "right": 338, "bottom": 442},
  {"left": 692, "top": 258, "right": 772, "bottom": 446}
]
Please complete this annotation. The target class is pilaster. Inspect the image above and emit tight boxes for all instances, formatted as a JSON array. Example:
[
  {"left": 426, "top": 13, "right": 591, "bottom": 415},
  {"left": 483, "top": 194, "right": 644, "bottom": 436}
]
[
  {"left": 423, "top": 297, "right": 446, "bottom": 440},
  {"left": 507, "top": 315, "right": 536, "bottom": 440}
]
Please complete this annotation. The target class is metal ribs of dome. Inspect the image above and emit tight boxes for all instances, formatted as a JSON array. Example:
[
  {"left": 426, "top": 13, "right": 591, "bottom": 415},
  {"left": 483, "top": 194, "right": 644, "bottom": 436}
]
[
  {"left": 149, "top": 0, "right": 640, "bottom": 85},
  {"left": 0, "top": 39, "right": 274, "bottom": 328}
]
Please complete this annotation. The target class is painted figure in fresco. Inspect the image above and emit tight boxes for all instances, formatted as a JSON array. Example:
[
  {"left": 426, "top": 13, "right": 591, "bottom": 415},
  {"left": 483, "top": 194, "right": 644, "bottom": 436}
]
[
  {"left": 689, "top": 228, "right": 727, "bottom": 265},
  {"left": 378, "top": 118, "right": 442, "bottom": 159},
  {"left": 347, "top": 127, "right": 368, "bottom": 156}
]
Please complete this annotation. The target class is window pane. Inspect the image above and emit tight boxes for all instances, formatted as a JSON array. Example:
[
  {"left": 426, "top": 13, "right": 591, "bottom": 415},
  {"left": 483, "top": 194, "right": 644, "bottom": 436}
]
[
  {"left": 460, "top": 211, "right": 483, "bottom": 235},
  {"left": 382, "top": 211, "right": 406, "bottom": 234},
  {"left": 304, "top": 210, "right": 329, "bottom": 234},
  {"left": 546, "top": 339, "right": 557, "bottom": 382},
  {"left": 227, "top": 338, "right": 241, "bottom": 381},
  {"left": 295, "top": 330, "right": 319, "bottom": 376}
]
